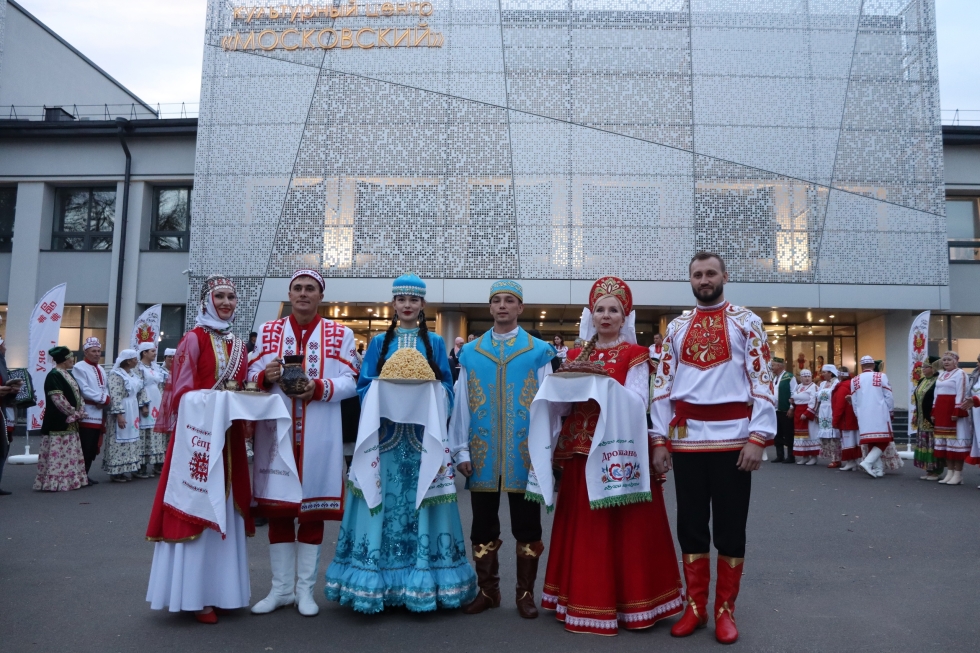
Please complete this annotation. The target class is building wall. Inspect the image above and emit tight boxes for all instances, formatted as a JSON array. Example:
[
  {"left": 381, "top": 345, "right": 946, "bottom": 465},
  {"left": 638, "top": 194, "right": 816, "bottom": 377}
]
[
  {"left": 191, "top": 0, "right": 948, "bottom": 337},
  {"left": 0, "top": 132, "right": 196, "bottom": 364},
  {"left": 0, "top": 2, "right": 155, "bottom": 117}
]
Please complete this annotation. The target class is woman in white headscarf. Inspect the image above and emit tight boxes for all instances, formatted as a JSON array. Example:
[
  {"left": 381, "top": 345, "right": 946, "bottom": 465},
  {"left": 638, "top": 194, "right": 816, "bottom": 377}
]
[
  {"left": 102, "top": 349, "right": 146, "bottom": 482},
  {"left": 815, "top": 364, "right": 841, "bottom": 468},
  {"left": 136, "top": 342, "right": 167, "bottom": 477}
]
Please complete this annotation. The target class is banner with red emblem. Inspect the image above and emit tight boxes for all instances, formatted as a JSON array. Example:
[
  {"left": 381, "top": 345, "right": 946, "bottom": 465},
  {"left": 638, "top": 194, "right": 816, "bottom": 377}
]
[
  {"left": 908, "top": 310, "right": 930, "bottom": 436},
  {"left": 130, "top": 304, "right": 162, "bottom": 351},
  {"left": 27, "top": 283, "right": 67, "bottom": 430}
]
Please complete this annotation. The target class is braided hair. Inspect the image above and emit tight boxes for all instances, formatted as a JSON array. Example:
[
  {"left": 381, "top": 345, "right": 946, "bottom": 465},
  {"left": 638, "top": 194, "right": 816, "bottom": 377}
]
[
  {"left": 574, "top": 334, "right": 599, "bottom": 362},
  {"left": 374, "top": 308, "right": 443, "bottom": 382},
  {"left": 417, "top": 310, "right": 443, "bottom": 381},
  {"left": 375, "top": 314, "right": 399, "bottom": 377}
]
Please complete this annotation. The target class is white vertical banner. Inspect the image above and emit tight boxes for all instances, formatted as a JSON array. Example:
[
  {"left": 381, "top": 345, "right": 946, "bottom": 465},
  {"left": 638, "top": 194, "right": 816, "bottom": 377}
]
[
  {"left": 131, "top": 304, "right": 162, "bottom": 351},
  {"left": 907, "top": 310, "right": 930, "bottom": 437},
  {"left": 27, "top": 283, "right": 67, "bottom": 431}
]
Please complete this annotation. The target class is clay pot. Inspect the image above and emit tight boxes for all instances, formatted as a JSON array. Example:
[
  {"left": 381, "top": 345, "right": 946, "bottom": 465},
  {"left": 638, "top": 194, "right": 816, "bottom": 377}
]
[{"left": 279, "top": 355, "right": 310, "bottom": 395}]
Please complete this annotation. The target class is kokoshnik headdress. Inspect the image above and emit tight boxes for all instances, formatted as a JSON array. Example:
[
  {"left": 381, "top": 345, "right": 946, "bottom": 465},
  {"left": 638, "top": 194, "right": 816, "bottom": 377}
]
[{"left": 579, "top": 276, "right": 636, "bottom": 344}]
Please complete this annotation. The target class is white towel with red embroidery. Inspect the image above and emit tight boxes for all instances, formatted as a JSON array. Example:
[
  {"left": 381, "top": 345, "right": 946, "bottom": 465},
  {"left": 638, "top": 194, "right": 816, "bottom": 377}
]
[{"left": 164, "top": 390, "right": 295, "bottom": 534}]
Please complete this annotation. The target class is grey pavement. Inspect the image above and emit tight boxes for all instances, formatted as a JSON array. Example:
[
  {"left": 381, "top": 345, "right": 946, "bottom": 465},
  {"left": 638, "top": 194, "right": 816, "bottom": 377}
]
[{"left": 2, "top": 437, "right": 979, "bottom": 653}]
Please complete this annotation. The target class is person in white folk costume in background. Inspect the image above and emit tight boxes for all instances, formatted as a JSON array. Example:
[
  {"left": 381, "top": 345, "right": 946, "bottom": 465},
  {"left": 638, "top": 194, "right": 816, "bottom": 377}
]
[
  {"left": 849, "top": 356, "right": 895, "bottom": 478},
  {"left": 932, "top": 351, "right": 972, "bottom": 486},
  {"left": 790, "top": 369, "right": 820, "bottom": 465},
  {"left": 102, "top": 349, "right": 146, "bottom": 482},
  {"left": 73, "top": 337, "right": 110, "bottom": 485},
  {"left": 815, "top": 365, "right": 841, "bottom": 468},
  {"left": 248, "top": 269, "right": 359, "bottom": 617},
  {"left": 135, "top": 342, "right": 167, "bottom": 478},
  {"left": 964, "top": 366, "right": 980, "bottom": 487}
]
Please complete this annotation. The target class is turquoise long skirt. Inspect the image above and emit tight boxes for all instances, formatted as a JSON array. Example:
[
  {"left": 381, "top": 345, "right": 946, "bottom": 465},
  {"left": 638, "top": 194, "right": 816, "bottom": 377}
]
[{"left": 324, "top": 421, "right": 477, "bottom": 613}]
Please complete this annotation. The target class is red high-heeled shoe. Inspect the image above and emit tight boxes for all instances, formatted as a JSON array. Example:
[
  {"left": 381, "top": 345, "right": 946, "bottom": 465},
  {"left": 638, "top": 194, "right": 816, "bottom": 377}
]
[{"left": 195, "top": 609, "right": 218, "bottom": 624}]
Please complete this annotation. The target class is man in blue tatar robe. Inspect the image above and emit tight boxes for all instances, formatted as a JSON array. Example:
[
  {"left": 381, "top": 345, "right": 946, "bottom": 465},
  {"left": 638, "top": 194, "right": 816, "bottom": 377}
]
[{"left": 449, "top": 280, "right": 557, "bottom": 619}]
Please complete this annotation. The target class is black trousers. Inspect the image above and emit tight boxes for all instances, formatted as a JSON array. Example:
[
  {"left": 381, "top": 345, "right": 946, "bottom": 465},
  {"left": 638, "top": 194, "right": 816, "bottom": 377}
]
[
  {"left": 672, "top": 451, "right": 752, "bottom": 558},
  {"left": 78, "top": 427, "right": 102, "bottom": 474},
  {"left": 774, "top": 410, "right": 794, "bottom": 457},
  {"left": 470, "top": 489, "right": 542, "bottom": 544},
  {"left": 0, "top": 426, "right": 9, "bottom": 489}
]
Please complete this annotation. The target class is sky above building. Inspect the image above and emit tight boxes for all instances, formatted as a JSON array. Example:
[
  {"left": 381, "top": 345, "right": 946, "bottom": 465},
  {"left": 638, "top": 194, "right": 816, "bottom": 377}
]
[{"left": 14, "top": 0, "right": 980, "bottom": 121}]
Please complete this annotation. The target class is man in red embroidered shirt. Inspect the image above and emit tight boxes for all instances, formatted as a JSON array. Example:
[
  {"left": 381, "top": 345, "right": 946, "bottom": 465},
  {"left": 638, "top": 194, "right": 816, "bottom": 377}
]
[
  {"left": 248, "top": 269, "right": 359, "bottom": 617},
  {"left": 650, "top": 252, "right": 776, "bottom": 645}
]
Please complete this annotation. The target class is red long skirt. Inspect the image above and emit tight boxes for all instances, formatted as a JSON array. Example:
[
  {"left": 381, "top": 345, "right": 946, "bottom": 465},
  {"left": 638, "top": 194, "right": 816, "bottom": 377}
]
[{"left": 541, "top": 455, "right": 684, "bottom": 635}]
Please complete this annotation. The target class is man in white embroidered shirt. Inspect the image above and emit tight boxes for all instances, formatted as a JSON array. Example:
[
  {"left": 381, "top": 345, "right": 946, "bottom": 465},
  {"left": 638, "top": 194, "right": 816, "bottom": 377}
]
[{"left": 650, "top": 252, "right": 776, "bottom": 645}]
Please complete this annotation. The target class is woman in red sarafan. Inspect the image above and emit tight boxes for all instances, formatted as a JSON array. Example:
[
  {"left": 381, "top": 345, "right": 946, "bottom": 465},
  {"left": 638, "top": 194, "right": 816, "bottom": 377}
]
[
  {"left": 145, "top": 275, "right": 251, "bottom": 624},
  {"left": 542, "top": 276, "right": 683, "bottom": 636}
]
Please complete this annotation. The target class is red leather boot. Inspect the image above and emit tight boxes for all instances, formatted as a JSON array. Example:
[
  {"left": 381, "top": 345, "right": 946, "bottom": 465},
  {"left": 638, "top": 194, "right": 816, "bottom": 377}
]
[
  {"left": 714, "top": 555, "right": 744, "bottom": 644},
  {"left": 670, "top": 553, "right": 710, "bottom": 637}
]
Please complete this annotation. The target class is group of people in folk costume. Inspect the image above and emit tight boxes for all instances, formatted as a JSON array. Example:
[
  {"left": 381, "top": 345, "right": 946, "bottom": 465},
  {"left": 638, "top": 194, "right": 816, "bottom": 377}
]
[
  {"left": 912, "top": 351, "right": 980, "bottom": 487},
  {"left": 30, "top": 333, "right": 175, "bottom": 493},
  {"left": 142, "top": 253, "right": 779, "bottom": 645},
  {"left": 769, "top": 351, "right": 904, "bottom": 477}
]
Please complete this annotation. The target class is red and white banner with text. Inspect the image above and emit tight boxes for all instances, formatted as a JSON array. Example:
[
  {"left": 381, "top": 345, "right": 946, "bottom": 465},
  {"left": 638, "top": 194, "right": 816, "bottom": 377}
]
[
  {"left": 908, "top": 310, "right": 930, "bottom": 436},
  {"left": 27, "top": 283, "right": 67, "bottom": 430}
]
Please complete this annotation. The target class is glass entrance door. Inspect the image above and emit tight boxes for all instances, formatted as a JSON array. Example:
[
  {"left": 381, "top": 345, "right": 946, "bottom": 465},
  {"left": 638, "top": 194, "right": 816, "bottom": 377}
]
[{"left": 789, "top": 338, "right": 832, "bottom": 377}]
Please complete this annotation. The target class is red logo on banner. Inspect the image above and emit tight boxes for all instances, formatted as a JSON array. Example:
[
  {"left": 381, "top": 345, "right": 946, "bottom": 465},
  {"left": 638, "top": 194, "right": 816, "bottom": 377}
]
[
  {"left": 51, "top": 313, "right": 61, "bottom": 322},
  {"left": 37, "top": 315, "right": 46, "bottom": 323},
  {"left": 40, "top": 301, "right": 56, "bottom": 314}
]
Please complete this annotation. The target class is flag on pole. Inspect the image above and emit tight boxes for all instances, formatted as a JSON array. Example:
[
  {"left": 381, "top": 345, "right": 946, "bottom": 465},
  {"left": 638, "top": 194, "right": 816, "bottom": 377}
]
[
  {"left": 131, "top": 304, "right": 162, "bottom": 351},
  {"left": 27, "top": 283, "right": 67, "bottom": 431},
  {"left": 908, "top": 310, "right": 930, "bottom": 437}
]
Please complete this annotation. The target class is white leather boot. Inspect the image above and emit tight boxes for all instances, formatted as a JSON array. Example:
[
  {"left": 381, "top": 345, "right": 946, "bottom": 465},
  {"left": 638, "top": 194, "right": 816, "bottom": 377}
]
[
  {"left": 251, "top": 542, "right": 297, "bottom": 614},
  {"left": 295, "top": 542, "right": 321, "bottom": 616},
  {"left": 859, "top": 447, "right": 882, "bottom": 478},
  {"left": 945, "top": 470, "right": 963, "bottom": 486},
  {"left": 938, "top": 468, "right": 951, "bottom": 483}
]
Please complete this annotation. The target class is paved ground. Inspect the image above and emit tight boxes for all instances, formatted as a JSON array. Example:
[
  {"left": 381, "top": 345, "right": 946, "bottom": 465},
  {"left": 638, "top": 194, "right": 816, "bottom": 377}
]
[{"left": 2, "top": 437, "right": 979, "bottom": 653}]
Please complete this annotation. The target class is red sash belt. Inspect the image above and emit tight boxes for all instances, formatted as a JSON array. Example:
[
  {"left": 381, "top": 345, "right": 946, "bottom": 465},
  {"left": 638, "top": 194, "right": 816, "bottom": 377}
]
[{"left": 670, "top": 401, "right": 751, "bottom": 439}]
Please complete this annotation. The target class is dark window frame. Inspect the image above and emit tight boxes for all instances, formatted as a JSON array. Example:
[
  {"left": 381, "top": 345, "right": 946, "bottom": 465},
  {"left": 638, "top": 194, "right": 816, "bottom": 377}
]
[
  {"left": 946, "top": 197, "right": 980, "bottom": 264},
  {"left": 0, "top": 186, "right": 15, "bottom": 252},
  {"left": 52, "top": 187, "right": 116, "bottom": 251},
  {"left": 150, "top": 186, "right": 192, "bottom": 251}
]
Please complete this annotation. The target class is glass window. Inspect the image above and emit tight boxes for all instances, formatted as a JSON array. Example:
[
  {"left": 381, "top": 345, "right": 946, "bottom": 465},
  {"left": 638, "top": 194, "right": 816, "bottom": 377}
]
[
  {"left": 53, "top": 188, "right": 116, "bottom": 251},
  {"left": 929, "top": 314, "right": 949, "bottom": 359},
  {"left": 951, "top": 315, "right": 980, "bottom": 370},
  {"left": 156, "top": 305, "right": 187, "bottom": 355},
  {"left": 151, "top": 187, "right": 191, "bottom": 251},
  {"left": 946, "top": 200, "right": 978, "bottom": 239},
  {"left": 58, "top": 305, "right": 108, "bottom": 361},
  {"left": 0, "top": 306, "right": 7, "bottom": 339},
  {"left": 0, "top": 187, "right": 15, "bottom": 252}
]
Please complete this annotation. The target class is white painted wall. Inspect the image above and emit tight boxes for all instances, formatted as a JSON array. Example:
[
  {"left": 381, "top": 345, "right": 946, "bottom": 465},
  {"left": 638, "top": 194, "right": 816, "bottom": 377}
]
[{"left": 0, "top": 2, "right": 154, "bottom": 116}]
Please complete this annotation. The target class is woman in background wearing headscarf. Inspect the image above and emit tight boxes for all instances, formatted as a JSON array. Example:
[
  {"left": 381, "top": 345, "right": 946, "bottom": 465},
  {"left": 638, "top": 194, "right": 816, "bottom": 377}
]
[
  {"left": 33, "top": 346, "right": 89, "bottom": 491},
  {"left": 913, "top": 358, "right": 943, "bottom": 480},
  {"left": 146, "top": 275, "right": 251, "bottom": 624},
  {"left": 815, "top": 365, "right": 841, "bottom": 468},
  {"left": 102, "top": 348, "right": 145, "bottom": 482},
  {"left": 136, "top": 342, "right": 167, "bottom": 477}
]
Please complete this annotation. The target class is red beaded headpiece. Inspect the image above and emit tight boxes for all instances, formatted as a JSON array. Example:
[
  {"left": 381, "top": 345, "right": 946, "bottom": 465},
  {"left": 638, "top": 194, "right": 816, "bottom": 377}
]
[
  {"left": 200, "top": 275, "right": 236, "bottom": 304},
  {"left": 589, "top": 276, "right": 632, "bottom": 315}
]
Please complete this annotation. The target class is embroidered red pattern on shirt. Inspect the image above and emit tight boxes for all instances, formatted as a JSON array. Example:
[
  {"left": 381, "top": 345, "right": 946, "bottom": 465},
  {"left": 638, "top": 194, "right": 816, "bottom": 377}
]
[{"left": 679, "top": 306, "right": 732, "bottom": 370}]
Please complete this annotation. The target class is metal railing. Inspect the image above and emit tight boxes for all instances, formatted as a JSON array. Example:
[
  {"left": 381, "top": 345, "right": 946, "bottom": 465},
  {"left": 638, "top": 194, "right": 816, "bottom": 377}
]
[
  {"left": 4, "top": 103, "right": 200, "bottom": 122},
  {"left": 943, "top": 109, "right": 980, "bottom": 126}
]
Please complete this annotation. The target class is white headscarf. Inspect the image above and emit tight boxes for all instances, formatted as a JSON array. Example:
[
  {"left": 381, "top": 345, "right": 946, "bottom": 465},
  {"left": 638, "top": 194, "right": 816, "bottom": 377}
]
[
  {"left": 195, "top": 275, "right": 237, "bottom": 333},
  {"left": 137, "top": 342, "right": 157, "bottom": 354},
  {"left": 578, "top": 308, "right": 637, "bottom": 345},
  {"left": 113, "top": 349, "right": 138, "bottom": 370}
]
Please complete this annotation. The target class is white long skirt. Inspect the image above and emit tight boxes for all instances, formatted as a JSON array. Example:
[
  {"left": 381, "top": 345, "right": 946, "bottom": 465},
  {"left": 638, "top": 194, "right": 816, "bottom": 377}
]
[{"left": 146, "top": 495, "right": 250, "bottom": 612}]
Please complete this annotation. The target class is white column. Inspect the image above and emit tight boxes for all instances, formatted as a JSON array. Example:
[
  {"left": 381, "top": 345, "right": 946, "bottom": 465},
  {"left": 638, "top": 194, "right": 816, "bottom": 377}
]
[
  {"left": 6, "top": 182, "right": 49, "bottom": 367},
  {"left": 884, "top": 310, "right": 916, "bottom": 411},
  {"left": 436, "top": 310, "right": 467, "bottom": 344},
  {"left": 105, "top": 180, "right": 146, "bottom": 357}
]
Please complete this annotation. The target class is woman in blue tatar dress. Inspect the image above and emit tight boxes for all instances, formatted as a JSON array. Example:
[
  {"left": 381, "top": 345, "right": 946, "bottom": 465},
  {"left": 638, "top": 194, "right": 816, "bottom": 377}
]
[{"left": 324, "top": 274, "right": 477, "bottom": 613}]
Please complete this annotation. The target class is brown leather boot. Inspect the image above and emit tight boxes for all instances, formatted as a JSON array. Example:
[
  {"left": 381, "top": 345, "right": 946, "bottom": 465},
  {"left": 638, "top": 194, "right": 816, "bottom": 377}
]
[
  {"left": 462, "top": 540, "right": 502, "bottom": 615},
  {"left": 515, "top": 541, "right": 544, "bottom": 619}
]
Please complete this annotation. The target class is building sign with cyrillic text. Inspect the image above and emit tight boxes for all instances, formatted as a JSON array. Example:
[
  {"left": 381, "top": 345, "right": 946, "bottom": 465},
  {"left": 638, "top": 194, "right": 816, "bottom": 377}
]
[{"left": 222, "top": 3, "right": 444, "bottom": 51}]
